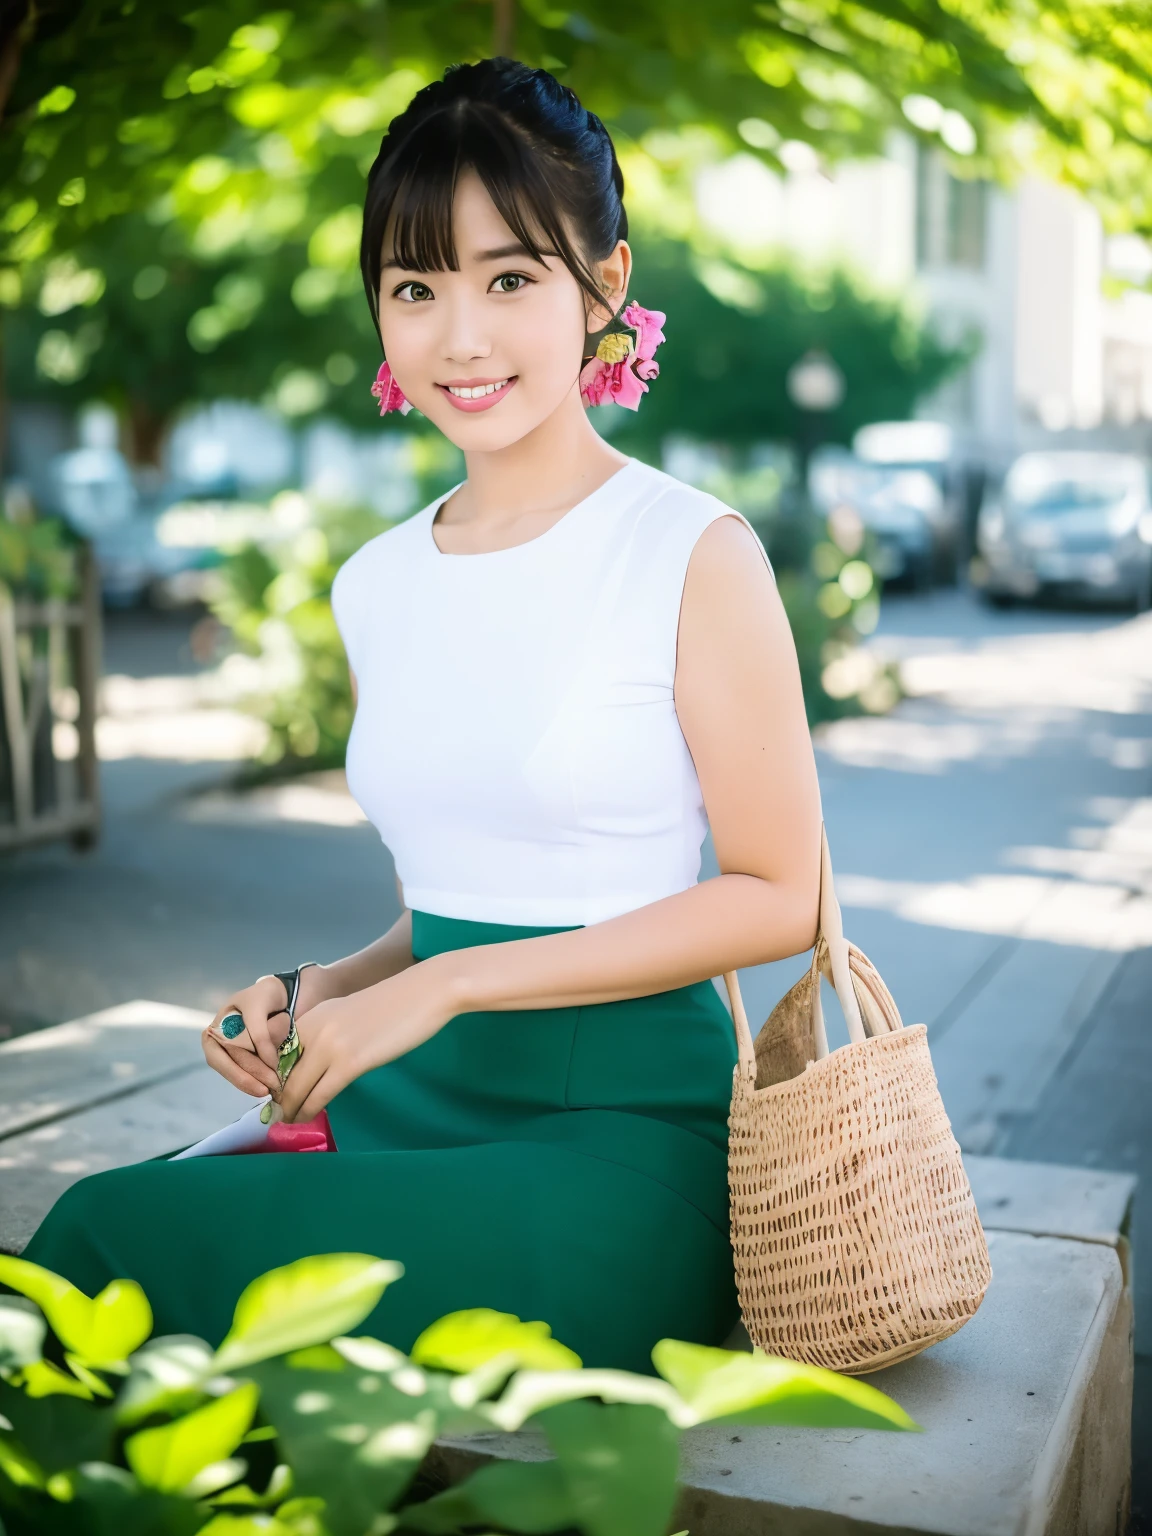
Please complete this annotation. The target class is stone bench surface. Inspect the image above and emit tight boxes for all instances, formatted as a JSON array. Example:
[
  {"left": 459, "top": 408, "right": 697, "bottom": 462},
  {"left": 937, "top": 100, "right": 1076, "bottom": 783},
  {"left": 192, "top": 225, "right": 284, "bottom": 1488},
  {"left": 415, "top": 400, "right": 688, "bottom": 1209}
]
[
  {"left": 435, "top": 1230, "right": 1131, "bottom": 1536},
  {"left": 0, "top": 1067, "right": 250, "bottom": 1254},
  {"left": 0, "top": 1000, "right": 211, "bottom": 1139},
  {"left": 0, "top": 1002, "right": 1136, "bottom": 1536},
  {"left": 0, "top": 1001, "right": 249, "bottom": 1254},
  {"left": 965, "top": 1152, "right": 1136, "bottom": 1252}
]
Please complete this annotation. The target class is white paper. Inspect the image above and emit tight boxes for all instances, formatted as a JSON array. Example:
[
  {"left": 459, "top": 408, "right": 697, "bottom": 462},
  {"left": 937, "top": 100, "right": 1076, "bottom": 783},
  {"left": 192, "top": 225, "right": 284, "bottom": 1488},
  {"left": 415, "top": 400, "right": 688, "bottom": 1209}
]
[{"left": 171, "top": 1102, "right": 273, "bottom": 1159}]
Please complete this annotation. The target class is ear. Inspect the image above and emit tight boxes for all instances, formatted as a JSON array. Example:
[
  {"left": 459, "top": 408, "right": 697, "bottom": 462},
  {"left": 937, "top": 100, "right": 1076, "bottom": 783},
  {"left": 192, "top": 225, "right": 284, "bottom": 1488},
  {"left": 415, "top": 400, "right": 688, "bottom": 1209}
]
[{"left": 586, "top": 239, "right": 632, "bottom": 334}]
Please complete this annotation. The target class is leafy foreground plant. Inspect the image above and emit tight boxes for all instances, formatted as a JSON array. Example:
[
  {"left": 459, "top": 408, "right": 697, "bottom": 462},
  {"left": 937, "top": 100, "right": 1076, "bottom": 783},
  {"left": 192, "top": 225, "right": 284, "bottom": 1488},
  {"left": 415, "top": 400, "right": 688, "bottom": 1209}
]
[{"left": 0, "top": 1252, "right": 917, "bottom": 1536}]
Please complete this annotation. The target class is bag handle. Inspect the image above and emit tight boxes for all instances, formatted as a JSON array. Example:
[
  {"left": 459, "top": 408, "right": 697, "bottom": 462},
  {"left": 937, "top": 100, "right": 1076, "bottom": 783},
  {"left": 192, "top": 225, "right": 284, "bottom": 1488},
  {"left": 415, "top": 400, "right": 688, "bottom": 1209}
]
[{"left": 722, "top": 822, "right": 871, "bottom": 1076}]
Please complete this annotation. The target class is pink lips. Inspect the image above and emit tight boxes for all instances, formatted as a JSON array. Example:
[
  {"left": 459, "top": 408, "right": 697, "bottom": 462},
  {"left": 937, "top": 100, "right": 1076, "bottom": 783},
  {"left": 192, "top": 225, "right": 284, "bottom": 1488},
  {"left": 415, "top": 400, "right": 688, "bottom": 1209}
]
[{"left": 436, "top": 376, "right": 518, "bottom": 413}]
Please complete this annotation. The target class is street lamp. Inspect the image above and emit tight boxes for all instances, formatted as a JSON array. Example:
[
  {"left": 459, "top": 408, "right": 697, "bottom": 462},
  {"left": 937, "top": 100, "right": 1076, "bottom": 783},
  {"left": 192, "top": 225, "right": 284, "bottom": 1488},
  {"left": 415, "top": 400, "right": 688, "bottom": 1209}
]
[{"left": 786, "top": 349, "right": 846, "bottom": 499}]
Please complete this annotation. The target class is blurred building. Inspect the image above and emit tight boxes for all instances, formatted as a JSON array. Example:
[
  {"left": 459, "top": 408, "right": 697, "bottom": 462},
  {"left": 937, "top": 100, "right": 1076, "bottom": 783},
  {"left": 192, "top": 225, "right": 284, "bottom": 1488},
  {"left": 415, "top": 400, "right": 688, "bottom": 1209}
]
[{"left": 696, "top": 138, "right": 1152, "bottom": 472}]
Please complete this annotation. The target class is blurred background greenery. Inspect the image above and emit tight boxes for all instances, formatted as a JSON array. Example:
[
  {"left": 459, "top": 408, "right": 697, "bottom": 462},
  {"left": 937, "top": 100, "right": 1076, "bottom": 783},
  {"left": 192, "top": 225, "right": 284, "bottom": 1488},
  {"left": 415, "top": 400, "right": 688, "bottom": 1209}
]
[{"left": 1, "top": 0, "right": 1149, "bottom": 768}]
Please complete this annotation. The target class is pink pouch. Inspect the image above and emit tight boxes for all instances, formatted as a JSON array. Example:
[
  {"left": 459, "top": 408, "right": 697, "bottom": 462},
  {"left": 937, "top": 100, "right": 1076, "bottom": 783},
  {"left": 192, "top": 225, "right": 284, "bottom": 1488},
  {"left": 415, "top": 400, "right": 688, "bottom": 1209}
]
[{"left": 259, "top": 1110, "right": 337, "bottom": 1154}]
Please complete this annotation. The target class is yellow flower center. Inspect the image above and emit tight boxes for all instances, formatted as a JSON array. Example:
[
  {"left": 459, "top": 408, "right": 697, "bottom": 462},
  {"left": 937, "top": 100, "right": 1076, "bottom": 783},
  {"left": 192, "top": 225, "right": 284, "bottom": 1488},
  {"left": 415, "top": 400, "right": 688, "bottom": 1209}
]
[{"left": 595, "top": 332, "right": 633, "bottom": 365}]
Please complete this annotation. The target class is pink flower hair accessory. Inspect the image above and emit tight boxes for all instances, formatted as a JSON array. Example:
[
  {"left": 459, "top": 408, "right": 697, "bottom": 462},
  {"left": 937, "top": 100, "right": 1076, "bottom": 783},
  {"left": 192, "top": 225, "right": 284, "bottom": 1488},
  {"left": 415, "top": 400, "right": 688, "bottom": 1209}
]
[
  {"left": 579, "top": 302, "right": 667, "bottom": 411},
  {"left": 371, "top": 360, "right": 412, "bottom": 416}
]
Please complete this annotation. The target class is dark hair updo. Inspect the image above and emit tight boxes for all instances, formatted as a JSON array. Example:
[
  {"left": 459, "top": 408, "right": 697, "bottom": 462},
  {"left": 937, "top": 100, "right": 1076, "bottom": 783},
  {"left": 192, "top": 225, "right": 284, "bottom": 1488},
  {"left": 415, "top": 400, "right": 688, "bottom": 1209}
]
[{"left": 360, "top": 58, "right": 628, "bottom": 338}]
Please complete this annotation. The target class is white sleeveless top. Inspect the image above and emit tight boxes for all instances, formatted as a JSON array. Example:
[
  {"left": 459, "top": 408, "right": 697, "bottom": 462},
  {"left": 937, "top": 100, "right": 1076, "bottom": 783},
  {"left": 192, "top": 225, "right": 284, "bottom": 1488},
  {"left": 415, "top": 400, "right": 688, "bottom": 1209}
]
[{"left": 332, "top": 458, "right": 772, "bottom": 926}]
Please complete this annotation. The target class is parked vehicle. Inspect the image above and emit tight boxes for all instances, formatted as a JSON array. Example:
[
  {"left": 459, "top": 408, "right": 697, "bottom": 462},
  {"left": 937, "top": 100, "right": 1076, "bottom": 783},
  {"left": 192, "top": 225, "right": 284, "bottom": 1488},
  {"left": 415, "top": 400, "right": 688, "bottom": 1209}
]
[
  {"left": 47, "top": 438, "right": 208, "bottom": 608},
  {"left": 810, "top": 448, "right": 936, "bottom": 589},
  {"left": 853, "top": 420, "right": 965, "bottom": 582},
  {"left": 976, "top": 451, "right": 1152, "bottom": 610}
]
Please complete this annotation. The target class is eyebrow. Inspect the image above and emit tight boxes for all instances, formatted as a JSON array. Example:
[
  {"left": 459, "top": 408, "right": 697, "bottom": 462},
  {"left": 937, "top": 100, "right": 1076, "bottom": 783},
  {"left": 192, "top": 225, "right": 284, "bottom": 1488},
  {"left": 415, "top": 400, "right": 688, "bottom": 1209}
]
[
  {"left": 381, "top": 241, "right": 544, "bottom": 271},
  {"left": 473, "top": 242, "right": 541, "bottom": 263}
]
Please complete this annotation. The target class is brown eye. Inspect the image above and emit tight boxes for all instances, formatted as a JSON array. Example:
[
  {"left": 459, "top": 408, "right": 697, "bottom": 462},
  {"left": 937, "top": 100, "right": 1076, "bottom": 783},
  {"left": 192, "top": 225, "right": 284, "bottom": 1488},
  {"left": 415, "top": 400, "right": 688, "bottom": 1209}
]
[
  {"left": 395, "top": 281, "right": 433, "bottom": 303},
  {"left": 491, "top": 273, "right": 528, "bottom": 294}
]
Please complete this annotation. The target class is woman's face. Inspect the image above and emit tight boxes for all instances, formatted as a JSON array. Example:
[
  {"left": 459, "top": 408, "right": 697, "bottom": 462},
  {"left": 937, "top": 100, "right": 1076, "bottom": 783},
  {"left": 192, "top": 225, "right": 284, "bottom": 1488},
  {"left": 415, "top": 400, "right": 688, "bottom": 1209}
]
[{"left": 377, "top": 171, "right": 628, "bottom": 451}]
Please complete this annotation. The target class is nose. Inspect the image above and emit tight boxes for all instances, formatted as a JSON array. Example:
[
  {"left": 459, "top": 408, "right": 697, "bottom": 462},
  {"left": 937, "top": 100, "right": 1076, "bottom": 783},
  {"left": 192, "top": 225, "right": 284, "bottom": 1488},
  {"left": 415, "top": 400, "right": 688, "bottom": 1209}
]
[{"left": 439, "top": 287, "right": 492, "bottom": 367}]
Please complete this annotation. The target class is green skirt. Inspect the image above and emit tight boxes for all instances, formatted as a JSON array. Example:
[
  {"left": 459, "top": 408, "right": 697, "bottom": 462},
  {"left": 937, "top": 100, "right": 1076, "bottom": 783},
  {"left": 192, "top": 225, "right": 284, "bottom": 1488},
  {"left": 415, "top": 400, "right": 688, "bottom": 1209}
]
[{"left": 22, "top": 914, "right": 740, "bottom": 1372}]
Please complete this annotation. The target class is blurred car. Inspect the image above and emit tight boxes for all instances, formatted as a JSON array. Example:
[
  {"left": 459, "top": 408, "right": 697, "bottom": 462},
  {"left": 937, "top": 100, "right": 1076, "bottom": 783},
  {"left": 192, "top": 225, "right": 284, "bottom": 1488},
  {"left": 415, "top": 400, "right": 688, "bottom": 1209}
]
[
  {"left": 853, "top": 420, "right": 965, "bottom": 581},
  {"left": 48, "top": 440, "right": 207, "bottom": 607},
  {"left": 810, "top": 450, "right": 936, "bottom": 589},
  {"left": 977, "top": 451, "right": 1152, "bottom": 610}
]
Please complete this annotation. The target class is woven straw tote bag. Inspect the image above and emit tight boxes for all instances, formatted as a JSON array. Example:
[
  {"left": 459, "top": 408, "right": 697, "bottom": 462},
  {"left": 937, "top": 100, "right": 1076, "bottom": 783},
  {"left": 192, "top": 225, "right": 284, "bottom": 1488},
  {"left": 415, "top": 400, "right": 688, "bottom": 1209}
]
[{"left": 723, "top": 824, "right": 992, "bottom": 1375}]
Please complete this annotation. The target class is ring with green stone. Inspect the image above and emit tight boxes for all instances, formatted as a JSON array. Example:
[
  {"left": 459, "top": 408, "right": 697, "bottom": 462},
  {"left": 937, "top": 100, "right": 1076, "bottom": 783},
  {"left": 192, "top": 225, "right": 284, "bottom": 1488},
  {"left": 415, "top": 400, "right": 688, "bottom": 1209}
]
[{"left": 220, "top": 1012, "right": 246, "bottom": 1040}]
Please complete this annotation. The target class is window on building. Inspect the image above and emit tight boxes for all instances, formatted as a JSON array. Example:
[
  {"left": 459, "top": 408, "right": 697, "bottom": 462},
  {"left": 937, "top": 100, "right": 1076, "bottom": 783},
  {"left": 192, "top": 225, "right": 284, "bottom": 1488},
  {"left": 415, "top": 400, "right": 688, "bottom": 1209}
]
[{"left": 916, "top": 145, "right": 986, "bottom": 271}]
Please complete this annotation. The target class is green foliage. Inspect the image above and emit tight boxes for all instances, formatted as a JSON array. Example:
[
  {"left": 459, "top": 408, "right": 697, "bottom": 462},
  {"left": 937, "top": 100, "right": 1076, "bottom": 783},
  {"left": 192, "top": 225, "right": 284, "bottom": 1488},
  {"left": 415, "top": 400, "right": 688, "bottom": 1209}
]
[
  {"left": 620, "top": 238, "right": 970, "bottom": 455},
  {"left": 411, "top": 1310, "right": 582, "bottom": 1375},
  {"left": 3, "top": 0, "right": 1150, "bottom": 278},
  {"left": 213, "top": 1255, "right": 403, "bottom": 1373},
  {"left": 1, "top": 0, "right": 1147, "bottom": 448},
  {"left": 208, "top": 433, "right": 466, "bottom": 775},
  {"left": 0, "top": 516, "right": 80, "bottom": 601},
  {"left": 0, "top": 1250, "right": 917, "bottom": 1536},
  {"left": 210, "top": 502, "right": 394, "bottom": 773}
]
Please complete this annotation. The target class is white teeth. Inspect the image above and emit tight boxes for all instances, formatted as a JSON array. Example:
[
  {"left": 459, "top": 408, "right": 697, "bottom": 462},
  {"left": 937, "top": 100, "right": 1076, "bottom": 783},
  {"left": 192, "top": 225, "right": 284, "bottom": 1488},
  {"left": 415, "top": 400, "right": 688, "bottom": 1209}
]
[{"left": 446, "top": 379, "right": 509, "bottom": 399}]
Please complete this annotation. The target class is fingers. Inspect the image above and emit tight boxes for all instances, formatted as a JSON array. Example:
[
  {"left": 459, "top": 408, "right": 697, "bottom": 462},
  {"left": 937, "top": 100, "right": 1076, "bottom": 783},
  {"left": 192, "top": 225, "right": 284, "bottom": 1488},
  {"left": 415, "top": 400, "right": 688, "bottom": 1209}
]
[
  {"left": 206, "top": 1015, "right": 283, "bottom": 1095},
  {"left": 277, "top": 1050, "right": 329, "bottom": 1124},
  {"left": 244, "top": 1005, "right": 290, "bottom": 1073},
  {"left": 222, "top": 1039, "right": 283, "bottom": 1096},
  {"left": 210, "top": 977, "right": 290, "bottom": 1072},
  {"left": 294, "top": 1078, "right": 335, "bottom": 1124},
  {"left": 203, "top": 1034, "right": 274, "bottom": 1098}
]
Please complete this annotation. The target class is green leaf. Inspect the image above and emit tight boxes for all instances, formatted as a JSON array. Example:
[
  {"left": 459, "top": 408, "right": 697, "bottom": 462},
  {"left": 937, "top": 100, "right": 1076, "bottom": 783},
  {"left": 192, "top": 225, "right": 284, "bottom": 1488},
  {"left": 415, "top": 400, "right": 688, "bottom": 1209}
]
[
  {"left": 124, "top": 1382, "right": 260, "bottom": 1493},
  {"left": 115, "top": 1335, "right": 217, "bottom": 1427},
  {"left": 243, "top": 1353, "right": 435, "bottom": 1531},
  {"left": 76, "top": 1282, "right": 153, "bottom": 1367},
  {"left": 13, "top": 1360, "right": 94, "bottom": 1400},
  {"left": 488, "top": 1369, "right": 688, "bottom": 1432},
  {"left": 0, "top": 1377, "right": 112, "bottom": 1473},
  {"left": 67, "top": 1462, "right": 207, "bottom": 1536},
  {"left": 0, "top": 1432, "right": 45, "bottom": 1490},
  {"left": 213, "top": 1255, "right": 402, "bottom": 1373},
  {"left": 0, "top": 1258, "right": 152, "bottom": 1367},
  {"left": 0, "top": 1297, "right": 46, "bottom": 1370},
  {"left": 196, "top": 1517, "right": 292, "bottom": 1536},
  {"left": 412, "top": 1310, "right": 582, "bottom": 1373},
  {"left": 538, "top": 1399, "right": 681, "bottom": 1536},
  {"left": 401, "top": 1401, "right": 682, "bottom": 1536},
  {"left": 63, "top": 1356, "right": 115, "bottom": 1398},
  {"left": 651, "top": 1340, "right": 920, "bottom": 1431},
  {"left": 399, "top": 1459, "right": 574, "bottom": 1534},
  {"left": 206, "top": 1461, "right": 292, "bottom": 1507},
  {"left": 183, "top": 1457, "right": 249, "bottom": 1499}
]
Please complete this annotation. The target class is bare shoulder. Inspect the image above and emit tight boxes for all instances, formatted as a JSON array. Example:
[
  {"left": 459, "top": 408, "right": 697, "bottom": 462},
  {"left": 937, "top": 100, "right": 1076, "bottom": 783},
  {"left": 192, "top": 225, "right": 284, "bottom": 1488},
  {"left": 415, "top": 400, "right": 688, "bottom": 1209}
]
[{"left": 680, "top": 514, "right": 784, "bottom": 651}]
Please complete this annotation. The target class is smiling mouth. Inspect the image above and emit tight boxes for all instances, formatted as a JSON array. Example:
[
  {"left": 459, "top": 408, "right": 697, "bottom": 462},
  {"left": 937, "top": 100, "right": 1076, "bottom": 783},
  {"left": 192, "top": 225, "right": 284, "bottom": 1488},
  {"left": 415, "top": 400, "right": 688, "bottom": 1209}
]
[{"left": 436, "top": 376, "right": 517, "bottom": 412}]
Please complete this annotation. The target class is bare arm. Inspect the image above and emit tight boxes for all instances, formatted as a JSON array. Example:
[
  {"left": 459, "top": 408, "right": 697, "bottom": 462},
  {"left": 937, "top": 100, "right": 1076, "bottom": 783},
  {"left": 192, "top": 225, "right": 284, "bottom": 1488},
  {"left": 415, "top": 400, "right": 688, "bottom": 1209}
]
[{"left": 274, "top": 516, "right": 822, "bottom": 1120}]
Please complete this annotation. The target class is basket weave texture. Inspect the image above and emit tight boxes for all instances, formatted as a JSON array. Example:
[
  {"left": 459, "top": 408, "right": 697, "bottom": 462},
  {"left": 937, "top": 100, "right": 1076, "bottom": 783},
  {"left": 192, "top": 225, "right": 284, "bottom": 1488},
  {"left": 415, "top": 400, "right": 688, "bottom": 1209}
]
[{"left": 723, "top": 829, "right": 992, "bottom": 1375}]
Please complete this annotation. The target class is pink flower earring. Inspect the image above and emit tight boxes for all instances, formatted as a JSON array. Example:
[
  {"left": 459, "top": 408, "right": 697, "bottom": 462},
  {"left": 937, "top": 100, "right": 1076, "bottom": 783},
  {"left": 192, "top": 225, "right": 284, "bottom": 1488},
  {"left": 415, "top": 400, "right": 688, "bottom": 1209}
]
[
  {"left": 371, "top": 360, "right": 412, "bottom": 416},
  {"left": 579, "top": 302, "right": 666, "bottom": 411}
]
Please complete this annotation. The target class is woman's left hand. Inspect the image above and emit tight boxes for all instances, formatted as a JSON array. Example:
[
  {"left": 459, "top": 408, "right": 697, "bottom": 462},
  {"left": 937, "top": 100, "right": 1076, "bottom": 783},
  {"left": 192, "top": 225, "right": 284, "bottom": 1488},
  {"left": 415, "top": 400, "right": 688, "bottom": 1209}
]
[{"left": 277, "top": 959, "right": 457, "bottom": 1123}]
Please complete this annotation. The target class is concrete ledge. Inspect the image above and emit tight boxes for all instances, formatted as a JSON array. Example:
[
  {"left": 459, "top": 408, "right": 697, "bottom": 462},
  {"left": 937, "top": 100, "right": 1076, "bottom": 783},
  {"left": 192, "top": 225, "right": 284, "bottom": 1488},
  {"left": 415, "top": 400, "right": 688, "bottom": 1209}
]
[
  {"left": 0, "top": 1068, "right": 250, "bottom": 1254},
  {"left": 966, "top": 1153, "right": 1136, "bottom": 1263},
  {"left": 0, "top": 1001, "right": 247, "bottom": 1254},
  {"left": 0, "top": 1000, "right": 210, "bottom": 1139},
  {"left": 433, "top": 1231, "right": 1132, "bottom": 1536}
]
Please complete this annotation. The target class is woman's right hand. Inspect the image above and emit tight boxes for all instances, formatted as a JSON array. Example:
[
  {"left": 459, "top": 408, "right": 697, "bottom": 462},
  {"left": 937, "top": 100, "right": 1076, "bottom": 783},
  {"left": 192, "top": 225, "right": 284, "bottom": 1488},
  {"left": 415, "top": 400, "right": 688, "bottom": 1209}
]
[{"left": 202, "top": 973, "right": 314, "bottom": 1098}]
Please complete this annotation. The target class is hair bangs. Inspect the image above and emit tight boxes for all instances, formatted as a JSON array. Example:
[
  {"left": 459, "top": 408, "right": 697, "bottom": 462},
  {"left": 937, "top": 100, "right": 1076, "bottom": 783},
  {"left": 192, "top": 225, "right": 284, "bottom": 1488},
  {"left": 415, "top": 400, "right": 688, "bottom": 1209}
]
[{"left": 362, "top": 96, "right": 613, "bottom": 334}]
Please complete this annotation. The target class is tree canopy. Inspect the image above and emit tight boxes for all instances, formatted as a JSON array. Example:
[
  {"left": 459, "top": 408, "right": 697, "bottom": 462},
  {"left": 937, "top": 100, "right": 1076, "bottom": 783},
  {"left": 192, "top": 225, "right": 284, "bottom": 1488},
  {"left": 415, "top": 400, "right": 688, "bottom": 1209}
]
[{"left": 0, "top": 0, "right": 1146, "bottom": 453}]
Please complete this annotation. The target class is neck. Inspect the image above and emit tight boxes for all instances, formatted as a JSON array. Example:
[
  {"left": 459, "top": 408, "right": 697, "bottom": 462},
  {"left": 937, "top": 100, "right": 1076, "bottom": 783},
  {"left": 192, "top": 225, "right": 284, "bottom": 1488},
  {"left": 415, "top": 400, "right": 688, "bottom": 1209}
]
[{"left": 458, "top": 386, "right": 628, "bottom": 526}]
